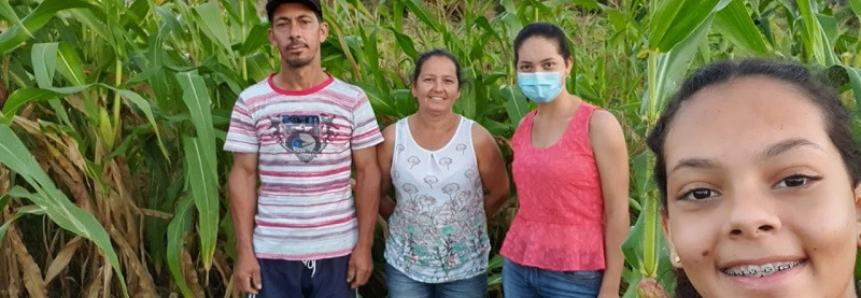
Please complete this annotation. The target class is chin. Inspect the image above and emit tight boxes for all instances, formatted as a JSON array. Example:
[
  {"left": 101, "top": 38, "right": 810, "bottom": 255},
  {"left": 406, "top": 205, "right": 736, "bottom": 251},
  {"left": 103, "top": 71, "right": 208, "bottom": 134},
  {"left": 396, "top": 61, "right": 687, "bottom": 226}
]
[{"left": 286, "top": 58, "right": 313, "bottom": 68}]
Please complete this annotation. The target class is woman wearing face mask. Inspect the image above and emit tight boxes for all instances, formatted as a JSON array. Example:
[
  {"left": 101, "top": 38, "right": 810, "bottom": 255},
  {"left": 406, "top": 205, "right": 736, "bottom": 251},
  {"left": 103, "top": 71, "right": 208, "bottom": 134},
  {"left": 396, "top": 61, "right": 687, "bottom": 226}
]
[
  {"left": 378, "top": 49, "right": 510, "bottom": 298},
  {"left": 648, "top": 59, "right": 861, "bottom": 298},
  {"left": 500, "top": 22, "right": 630, "bottom": 298}
]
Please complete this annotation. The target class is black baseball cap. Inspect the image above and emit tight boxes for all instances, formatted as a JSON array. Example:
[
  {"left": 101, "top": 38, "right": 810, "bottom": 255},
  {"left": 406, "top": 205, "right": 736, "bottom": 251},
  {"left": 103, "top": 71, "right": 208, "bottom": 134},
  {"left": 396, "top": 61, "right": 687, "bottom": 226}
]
[{"left": 266, "top": 0, "right": 322, "bottom": 21}]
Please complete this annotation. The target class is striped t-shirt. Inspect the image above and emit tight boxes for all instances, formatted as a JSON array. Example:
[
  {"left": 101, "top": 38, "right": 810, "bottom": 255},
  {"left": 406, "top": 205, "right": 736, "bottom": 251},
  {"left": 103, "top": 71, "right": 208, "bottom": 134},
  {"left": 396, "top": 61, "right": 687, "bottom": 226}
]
[{"left": 223, "top": 73, "right": 384, "bottom": 260}]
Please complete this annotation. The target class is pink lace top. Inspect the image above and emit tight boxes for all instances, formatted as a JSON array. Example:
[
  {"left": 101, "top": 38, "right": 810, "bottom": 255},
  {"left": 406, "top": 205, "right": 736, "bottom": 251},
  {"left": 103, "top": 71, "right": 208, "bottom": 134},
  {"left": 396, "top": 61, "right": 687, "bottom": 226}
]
[{"left": 501, "top": 102, "right": 606, "bottom": 271}]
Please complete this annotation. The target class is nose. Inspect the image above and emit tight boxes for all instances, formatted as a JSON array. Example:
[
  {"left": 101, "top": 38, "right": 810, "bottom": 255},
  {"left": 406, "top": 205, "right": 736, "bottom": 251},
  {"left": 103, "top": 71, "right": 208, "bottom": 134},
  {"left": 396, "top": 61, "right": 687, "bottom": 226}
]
[
  {"left": 723, "top": 185, "right": 781, "bottom": 239},
  {"left": 289, "top": 25, "right": 302, "bottom": 40},
  {"left": 431, "top": 80, "right": 445, "bottom": 93}
]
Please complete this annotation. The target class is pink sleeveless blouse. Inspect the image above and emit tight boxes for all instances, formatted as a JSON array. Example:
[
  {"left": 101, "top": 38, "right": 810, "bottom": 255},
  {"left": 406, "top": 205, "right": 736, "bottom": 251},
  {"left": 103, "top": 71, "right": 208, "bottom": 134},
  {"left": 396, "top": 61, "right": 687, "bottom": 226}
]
[{"left": 500, "top": 102, "right": 606, "bottom": 271}]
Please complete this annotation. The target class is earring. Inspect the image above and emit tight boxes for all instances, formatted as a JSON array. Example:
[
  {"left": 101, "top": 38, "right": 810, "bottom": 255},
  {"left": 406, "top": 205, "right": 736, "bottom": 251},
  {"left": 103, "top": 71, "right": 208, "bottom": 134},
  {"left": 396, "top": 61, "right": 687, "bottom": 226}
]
[{"left": 672, "top": 253, "right": 681, "bottom": 263}]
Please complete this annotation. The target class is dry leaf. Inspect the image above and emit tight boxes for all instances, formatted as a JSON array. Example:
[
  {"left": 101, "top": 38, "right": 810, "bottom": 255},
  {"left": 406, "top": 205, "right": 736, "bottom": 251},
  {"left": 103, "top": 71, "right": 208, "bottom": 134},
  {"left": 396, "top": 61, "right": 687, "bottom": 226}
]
[
  {"left": 8, "top": 224, "right": 47, "bottom": 298},
  {"left": 45, "top": 237, "right": 84, "bottom": 284}
]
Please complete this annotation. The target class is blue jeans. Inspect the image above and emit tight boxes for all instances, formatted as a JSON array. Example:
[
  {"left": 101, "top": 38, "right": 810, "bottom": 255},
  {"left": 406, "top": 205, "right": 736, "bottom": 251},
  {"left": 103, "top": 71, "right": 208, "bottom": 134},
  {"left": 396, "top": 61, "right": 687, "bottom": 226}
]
[
  {"left": 502, "top": 257, "right": 603, "bottom": 298},
  {"left": 385, "top": 262, "right": 487, "bottom": 298}
]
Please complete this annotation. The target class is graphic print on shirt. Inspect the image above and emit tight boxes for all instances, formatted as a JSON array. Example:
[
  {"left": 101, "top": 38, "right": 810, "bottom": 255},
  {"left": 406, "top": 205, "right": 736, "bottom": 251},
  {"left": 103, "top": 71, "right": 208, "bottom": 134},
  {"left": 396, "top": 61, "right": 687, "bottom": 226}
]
[{"left": 268, "top": 113, "right": 337, "bottom": 163}]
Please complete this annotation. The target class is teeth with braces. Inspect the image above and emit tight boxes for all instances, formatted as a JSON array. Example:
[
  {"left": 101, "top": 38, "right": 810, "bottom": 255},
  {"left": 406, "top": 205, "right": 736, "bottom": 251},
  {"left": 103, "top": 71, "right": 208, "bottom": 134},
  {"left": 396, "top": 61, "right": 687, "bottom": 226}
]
[{"left": 722, "top": 260, "right": 804, "bottom": 278}]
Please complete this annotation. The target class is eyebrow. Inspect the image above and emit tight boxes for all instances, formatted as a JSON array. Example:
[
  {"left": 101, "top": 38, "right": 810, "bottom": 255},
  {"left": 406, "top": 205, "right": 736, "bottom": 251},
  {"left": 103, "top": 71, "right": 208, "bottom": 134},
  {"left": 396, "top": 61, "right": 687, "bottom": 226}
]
[
  {"left": 761, "top": 138, "right": 823, "bottom": 159},
  {"left": 670, "top": 158, "right": 718, "bottom": 173},
  {"left": 273, "top": 14, "right": 314, "bottom": 21},
  {"left": 420, "top": 74, "right": 456, "bottom": 79},
  {"left": 519, "top": 58, "right": 557, "bottom": 65},
  {"left": 669, "top": 138, "right": 823, "bottom": 173}
]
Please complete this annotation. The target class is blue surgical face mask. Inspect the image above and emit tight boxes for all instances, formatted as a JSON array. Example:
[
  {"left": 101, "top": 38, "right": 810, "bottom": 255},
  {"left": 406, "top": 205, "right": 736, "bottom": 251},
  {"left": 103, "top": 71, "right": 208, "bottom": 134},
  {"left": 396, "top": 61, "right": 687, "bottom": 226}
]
[{"left": 517, "top": 72, "right": 563, "bottom": 103}]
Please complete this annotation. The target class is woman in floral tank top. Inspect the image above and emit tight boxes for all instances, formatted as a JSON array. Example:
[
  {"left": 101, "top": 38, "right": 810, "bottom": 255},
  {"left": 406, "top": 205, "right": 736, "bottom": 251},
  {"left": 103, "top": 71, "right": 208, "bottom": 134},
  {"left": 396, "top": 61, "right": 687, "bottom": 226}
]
[
  {"left": 378, "top": 49, "right": 510, "bottom": 298},
  {"left": 500, "top": 22, "right": 630, "bottom": 298}
]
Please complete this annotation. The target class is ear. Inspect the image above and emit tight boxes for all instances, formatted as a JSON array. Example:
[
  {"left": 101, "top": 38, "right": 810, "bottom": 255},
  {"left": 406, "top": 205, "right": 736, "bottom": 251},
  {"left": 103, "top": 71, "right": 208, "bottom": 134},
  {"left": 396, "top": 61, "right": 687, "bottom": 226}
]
[
  {"left": 564, "top": 56, "right": 574, "bottom": 76},
  {"left": 268, "top": 28, "right": 276, "bottom": 47},
  {"left": 662, "top": 208, "right": 683, "bottom": 268},
  {"left": 854, "top": 184, "right": 861, "bottom": 247},
  {"left": 319, "top": 21, "right": 329, "bottom": 42}
]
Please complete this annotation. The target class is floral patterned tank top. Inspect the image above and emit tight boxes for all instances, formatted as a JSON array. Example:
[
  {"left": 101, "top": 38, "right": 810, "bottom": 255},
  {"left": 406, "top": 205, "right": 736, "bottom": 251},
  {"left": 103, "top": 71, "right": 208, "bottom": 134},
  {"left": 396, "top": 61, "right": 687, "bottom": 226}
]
[{"left": 384, "top": 116, "right": 490, "bottom": 283}]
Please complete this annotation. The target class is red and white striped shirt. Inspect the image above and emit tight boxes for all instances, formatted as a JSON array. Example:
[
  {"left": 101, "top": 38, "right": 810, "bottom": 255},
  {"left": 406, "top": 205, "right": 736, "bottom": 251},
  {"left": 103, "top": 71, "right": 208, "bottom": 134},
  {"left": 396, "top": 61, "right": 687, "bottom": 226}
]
[{"left": 224, "top": 73, "right": 383, "bottom": 260}]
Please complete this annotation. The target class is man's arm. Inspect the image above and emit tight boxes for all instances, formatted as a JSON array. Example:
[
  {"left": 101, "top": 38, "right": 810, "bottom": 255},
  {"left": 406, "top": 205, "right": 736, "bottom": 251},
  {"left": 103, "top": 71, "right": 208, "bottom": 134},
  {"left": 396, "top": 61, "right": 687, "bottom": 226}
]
[
  {"left": 590, "top": 110, "right": 630, "bottom": 298},
  {"left": 347, "top": 146, "right": 381, "bottom": 288},
  {"left": 377, "top": 125, "right": 396, "bottom": 220},
  {"left": 228, "top": 153, "right": 261, "bottom": 294}
]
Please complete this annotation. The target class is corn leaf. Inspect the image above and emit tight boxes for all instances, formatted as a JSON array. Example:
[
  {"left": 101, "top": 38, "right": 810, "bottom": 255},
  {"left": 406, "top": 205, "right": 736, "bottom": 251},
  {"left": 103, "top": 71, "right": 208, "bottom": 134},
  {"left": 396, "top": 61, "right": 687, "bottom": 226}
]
[
  {"left": 183, "top": 137, "right": 218, "bottom": 271},
  {"left": 851, "top": 0, "right": 861, "bottom": 18},
  {"left": 0, "top": 0, "right": 95, "bottom": 54},
  {"left": 0, "top": 126, "right": 128, "bottom": 297},
  {"left": 115, "top": 88, "right": 170, "bottom": 160},
  {"left": 56, "top": 42, "right": 86, "bottom": 86},
  {"left": 176, "top": 71, "right": 215, "bottom": 155},
  {"left": 388, "top": 27, "right": 418, "bottom": 60},
  {"left": 502, "top": 85, "right": 530, "bottom": 129},
  {"left": 167, "top": 195, "right": 195, "bottom": 298},
  {"left": 176, "top": 71, "right": 218, "bottom": 271},
  {"left": 401, "top": 0, "right": 442, "bottom": 32},
  {"left": 1, "top": 85, "right": 90, "bottom": 124},
  {"left": 713, "top": 0, "right": 769, "bottom": 55},
  {"left": 648, "top": 14, "right": 713, "bottom": 116},
  {"left": 240, "top": 24, "right": 270, "bottom": 56},
  {"left": 796, "top": 0, "right": 838, "bottom": 65},
  {"left": 195, "top": 1, "right": 233, "bottom": 52},
  {"left": 649, "top": 0, "right": 719, "bottom": 52},
  {"left": 31, "top": 43, "right": 58, "bottom": 88}
]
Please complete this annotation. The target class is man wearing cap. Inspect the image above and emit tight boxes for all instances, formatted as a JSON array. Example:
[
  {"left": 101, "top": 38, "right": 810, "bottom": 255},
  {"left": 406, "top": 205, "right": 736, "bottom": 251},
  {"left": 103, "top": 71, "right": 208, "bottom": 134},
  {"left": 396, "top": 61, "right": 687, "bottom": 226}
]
[{"left": 224, "top": 0, "right": 383, "bottom": 297}]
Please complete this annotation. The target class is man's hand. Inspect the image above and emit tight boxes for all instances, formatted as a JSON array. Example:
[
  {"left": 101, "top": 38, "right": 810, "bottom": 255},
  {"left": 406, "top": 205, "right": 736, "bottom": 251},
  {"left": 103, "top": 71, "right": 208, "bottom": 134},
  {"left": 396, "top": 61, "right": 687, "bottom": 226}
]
[
  {"left": 346, "top": 247, "right": 373, "bottom": 289},
  {"left": 235, "top": 251, "right": 262, "bottom": 295}
]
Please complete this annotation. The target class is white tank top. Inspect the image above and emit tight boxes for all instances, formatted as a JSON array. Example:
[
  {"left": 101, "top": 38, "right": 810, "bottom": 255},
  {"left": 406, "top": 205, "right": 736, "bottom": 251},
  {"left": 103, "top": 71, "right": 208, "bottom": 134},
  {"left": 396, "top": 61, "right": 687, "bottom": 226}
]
[{"left": 384, "top": 115, "right": 490, "bottom": 283}]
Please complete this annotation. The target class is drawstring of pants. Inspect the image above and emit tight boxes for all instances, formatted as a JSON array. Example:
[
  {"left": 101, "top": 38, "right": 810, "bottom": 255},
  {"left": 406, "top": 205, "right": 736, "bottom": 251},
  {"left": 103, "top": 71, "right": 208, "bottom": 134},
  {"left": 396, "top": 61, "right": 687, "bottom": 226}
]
[
  {"left": 245, "top": 260, "right": 318, "bottom": 298},
  {"left": 302, "top": 260, "right": 317, "bottom": 278}
]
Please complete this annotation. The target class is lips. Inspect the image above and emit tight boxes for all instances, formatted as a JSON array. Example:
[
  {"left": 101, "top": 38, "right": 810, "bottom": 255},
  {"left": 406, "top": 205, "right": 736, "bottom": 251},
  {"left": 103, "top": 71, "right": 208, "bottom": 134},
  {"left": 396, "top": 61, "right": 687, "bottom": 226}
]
[
  {"left": 720, "top": 259, "right": 806, "bottom": 278},
  {"left": 285, "top": 43, "right": 307, "bottom": 51}
]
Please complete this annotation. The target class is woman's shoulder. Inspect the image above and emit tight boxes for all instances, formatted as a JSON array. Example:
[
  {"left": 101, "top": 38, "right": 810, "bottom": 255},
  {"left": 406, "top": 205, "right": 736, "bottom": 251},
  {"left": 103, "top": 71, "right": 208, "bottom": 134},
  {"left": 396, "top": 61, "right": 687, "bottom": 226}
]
[
  {"left": 588, "top": 108, "right": 621, "bottom": 134},
  {"left": 380, "top": 118, "right": 407, "bottom": 149},
  {"left": 469, "top": 120, "right": 495, "bottom": 147}
]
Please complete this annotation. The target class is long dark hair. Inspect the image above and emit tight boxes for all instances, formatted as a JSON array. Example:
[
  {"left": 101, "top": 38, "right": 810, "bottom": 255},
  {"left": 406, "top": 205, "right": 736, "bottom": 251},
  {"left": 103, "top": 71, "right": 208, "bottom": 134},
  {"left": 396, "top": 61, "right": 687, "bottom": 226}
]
[
  {"left": 513, "top": 22, "right": 572, "bottom": 66},
  {"left": 646, "top": 59, "right": 861, "bottom": 297}
]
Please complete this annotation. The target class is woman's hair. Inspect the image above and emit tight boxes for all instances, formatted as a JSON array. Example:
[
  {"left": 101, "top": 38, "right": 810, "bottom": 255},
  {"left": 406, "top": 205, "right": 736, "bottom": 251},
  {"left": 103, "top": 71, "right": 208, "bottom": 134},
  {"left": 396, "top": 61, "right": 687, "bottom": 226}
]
[
  {"left": 646, "top": 59, "right": 861, "bottom": 297},
  {"left": 513, "top": 22, "right": 572, "bottom": 66},
  {"left": 411, "top": 49, "right": 462, "bottom": 87},
  {"left": 647, "top": 59, "right": 861, "bottom": 209}
]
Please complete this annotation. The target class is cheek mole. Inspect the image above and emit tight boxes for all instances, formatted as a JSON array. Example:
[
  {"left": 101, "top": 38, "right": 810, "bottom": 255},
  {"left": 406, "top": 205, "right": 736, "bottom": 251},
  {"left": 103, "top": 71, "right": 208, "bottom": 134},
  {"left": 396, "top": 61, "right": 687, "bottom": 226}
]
[{"left": 702, "top": 250, "right": 709, "bottom": 257}]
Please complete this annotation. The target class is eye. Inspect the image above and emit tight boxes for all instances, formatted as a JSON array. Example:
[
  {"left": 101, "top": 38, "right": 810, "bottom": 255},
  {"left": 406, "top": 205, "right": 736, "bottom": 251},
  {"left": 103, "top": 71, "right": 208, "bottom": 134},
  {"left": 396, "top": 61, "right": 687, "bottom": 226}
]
[
  {"left": 519, "top": 65, "right": 532, "bottom": 71},
  {"left": 543, "top": 62, "right": 554, "bottom": 69},
  {"left": 775, "top": 175, "right": 820, "bottom": 188},
  {"left": 678, "top": 188, "right": 718, "bottom": 201}
]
